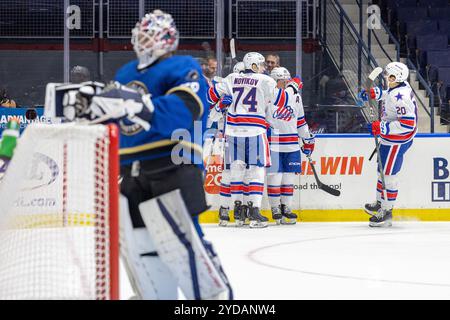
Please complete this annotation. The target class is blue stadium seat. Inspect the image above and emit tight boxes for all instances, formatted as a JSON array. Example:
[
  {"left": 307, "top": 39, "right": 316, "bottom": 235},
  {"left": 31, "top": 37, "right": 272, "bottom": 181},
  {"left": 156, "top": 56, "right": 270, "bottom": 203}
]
[
  {"left": 426, "top": 50, "right": 450, "bottom": 67},
  {"left": 429, "top": 7, "right": 450, "bottom": 20},
  {"left": 439, "top": 67, "right": 450, "bottom": 87},
  {"left": 387, "top": 0, "right": 418, "bottom": 8},
  {"left": 438, "top": 20, "right": 450, "bottom": 40},
  {"left": 397, "top": 7, "right": 428, "bottom": 22},
  {"left": 407, "top": 20, "right": 438, "bottom": 35},
  {"left": 406, "top": 20, "right": 439, "bottom": 50},
  {"left": 417, "top": 34, "right": 448, "bottom": 50},
  {"left": 418, "top": 0, "right": 448, "bottom": 7}
]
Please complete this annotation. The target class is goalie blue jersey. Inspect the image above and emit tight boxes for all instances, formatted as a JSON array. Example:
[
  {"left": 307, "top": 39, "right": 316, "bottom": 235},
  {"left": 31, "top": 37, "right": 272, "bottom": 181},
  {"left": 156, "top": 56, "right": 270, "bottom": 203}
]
[{"left": 114, "top": 55, "right": 209, "bottom": 167}]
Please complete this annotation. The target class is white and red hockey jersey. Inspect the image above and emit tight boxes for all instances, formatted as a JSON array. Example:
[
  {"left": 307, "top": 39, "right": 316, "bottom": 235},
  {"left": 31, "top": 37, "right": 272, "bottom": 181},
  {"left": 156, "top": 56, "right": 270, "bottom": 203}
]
[
  {"left": 373, "top": 82, "right": 418, "bottom": 145},
  {"left": 207, "top": 72, "right": 291, "bottom": 137},
  {"left": 266, "top": 93, "right": 312, "bottom": 152}
]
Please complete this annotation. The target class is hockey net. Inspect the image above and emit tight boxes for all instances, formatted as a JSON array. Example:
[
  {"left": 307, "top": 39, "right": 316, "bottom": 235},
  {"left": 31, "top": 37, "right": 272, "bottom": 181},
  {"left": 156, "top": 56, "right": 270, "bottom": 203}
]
[{"left": 0, "top": 123, "right": 119, "bottom": 300}]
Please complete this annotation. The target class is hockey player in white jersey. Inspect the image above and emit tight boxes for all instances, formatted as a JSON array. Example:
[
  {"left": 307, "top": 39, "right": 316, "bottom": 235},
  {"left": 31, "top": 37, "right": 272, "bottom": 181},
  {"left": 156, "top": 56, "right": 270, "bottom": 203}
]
[
  {"left": 266, "top": 67, "right": 315, "bottom": 224},
  {"left": 212, "top": 62, "right": 248, "bottom": 226},
  {"left": 358, "top": 62, "right": 417, "bottom": 227},
  {"left": 207, "top": 53, "right": 301, "bottom": 228}
]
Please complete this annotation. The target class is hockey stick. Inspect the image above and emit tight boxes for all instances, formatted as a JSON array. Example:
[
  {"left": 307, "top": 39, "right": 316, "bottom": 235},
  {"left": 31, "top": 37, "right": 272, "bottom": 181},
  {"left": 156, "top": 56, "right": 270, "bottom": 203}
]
[
  {"left": 365, "top": 67, "right": 389, "bottom": 212},
  {"left": 306, "top": 155, "right": 341, "bottom": 197},
  {"left": 228, "top": 38, "right": 239, "bottom": 73},
  {"left": 368, "top": 145, "right": 377, "bottom": 161},
  {"left": 230, "top": 38, "right": 237, "bottom": 63}
]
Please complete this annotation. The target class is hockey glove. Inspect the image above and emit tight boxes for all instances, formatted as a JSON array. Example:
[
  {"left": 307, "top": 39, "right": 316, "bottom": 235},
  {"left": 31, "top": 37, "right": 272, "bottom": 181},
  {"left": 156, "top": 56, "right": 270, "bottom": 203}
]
[
  {"left": 89, "top": 82, "right": 154, "bottom": 131},
  {"left": 358, "top": 86, "right": 382, "bottom": 102},
  {"left": 301, "top": 134, "right": 315, "bottom": 156},
  {"left": 61, "top": 82, "right": 105, "bottom": 121},
  {"left": 216, "top": 95, "right": 232, "bottom": 113},
  {"left": 367, "top": 120, "right": 381, "bottom": 136},
  {"left": 286, "top": 76, "right": 303, "bottom": 94}
]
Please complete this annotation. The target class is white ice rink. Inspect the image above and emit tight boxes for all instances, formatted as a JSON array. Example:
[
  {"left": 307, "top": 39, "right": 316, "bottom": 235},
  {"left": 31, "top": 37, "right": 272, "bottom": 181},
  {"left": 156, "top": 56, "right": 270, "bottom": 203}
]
[{"left": 120, "top": 222, "right": 450, "bottom": 300}]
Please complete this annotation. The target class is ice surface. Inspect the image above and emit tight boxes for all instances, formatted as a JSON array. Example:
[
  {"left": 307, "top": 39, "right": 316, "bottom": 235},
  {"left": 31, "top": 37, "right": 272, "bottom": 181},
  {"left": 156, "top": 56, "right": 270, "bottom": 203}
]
[{"left": 120, "top": 222, "right": 450, "bottom": 300}]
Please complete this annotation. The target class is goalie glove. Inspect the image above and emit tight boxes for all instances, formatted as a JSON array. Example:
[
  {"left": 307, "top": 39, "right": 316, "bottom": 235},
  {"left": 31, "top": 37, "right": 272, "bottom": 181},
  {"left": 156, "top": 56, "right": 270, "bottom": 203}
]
[
  {"left": 301, "top": 133, "right": 315, "bottom": 157},
  {"left": 63, "top": 81, "right": 154, "bottom": 131},
  {"left": 60, "top": 81, "right": 105, "bottom": 121},
  {"left": 89, "top": 82, "right": 154, "bottom": 131}
]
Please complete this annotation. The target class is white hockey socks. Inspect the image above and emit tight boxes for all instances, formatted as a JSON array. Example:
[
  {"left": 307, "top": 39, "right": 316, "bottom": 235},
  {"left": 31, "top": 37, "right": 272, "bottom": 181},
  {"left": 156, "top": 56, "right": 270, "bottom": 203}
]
[
  {"left": 243, "top": 165, "right": 265, "bottom": 208},
  {"left": 377, "top": 174, "right": 399, "bottom": 210},
  {"left": 280, "top": 173, "right": 296, "bottom": 207},
  {"left": 219, "top": 168, "right": 231, "bottom": 208},
  {"left": 230, "top": 161, "right": 246, "bottom": 205},
  {"left": 267, "top": 173, "right": 282, "bottom": 208}
]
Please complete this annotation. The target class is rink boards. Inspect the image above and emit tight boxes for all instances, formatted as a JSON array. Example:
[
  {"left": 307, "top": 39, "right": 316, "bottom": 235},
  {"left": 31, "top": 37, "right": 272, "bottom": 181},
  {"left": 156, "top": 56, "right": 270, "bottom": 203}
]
[{"left": 201, "top": 133, "right": 450, "bottom": 222}]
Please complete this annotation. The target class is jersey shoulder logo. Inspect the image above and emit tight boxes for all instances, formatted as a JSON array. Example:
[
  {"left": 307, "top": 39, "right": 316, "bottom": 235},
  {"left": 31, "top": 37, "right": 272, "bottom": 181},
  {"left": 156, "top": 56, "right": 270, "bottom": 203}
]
[{"left": 272, "top": 105, "right": 294, "bottom": 121}]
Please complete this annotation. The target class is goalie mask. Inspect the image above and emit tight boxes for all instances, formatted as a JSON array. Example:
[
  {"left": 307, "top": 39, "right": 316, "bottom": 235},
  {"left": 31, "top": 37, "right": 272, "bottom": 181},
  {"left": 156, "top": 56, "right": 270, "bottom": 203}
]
[{"left": 131, "top": 10, "right": 179, "bottom": 69}]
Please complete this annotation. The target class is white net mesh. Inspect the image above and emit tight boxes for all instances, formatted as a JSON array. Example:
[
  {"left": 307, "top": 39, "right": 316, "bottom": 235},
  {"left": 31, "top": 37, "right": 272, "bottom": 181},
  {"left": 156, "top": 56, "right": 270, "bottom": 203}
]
[{"left": 0, "top": 123, "right": 118, "bottom": 300}]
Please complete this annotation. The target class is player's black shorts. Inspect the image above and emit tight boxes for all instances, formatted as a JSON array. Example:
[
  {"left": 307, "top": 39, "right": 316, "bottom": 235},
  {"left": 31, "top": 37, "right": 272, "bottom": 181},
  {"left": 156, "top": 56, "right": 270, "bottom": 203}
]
[{"left": 120, "top": 156, "right": 208, "bottom": 228}]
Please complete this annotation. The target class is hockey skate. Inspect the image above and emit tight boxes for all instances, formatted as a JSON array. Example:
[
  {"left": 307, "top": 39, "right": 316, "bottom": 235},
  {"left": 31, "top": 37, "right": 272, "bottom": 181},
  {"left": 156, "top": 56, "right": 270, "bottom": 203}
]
[
  {"left": 369, "top": 208, "right": 393, "bottom": 228},
  {"left": 280, "top": 204, "right": 297, "bottom": 225},
  {"left": 241, "top": 204, "right": 250, "bottom": 225},
  {"left": 233, "top": 201, "right": 245, "bottom": 227},
  {"left": 218, "top": 206, "right": 230, "bottom": 227},
  {"left": 248, "top": 202, "right": 268, "bottom": 229},
  {"left": 271, "top": 206, "right": 282, "bottom": 225},
  {"left": 364, "top": 200, "right": 381, "bottom": 217}
]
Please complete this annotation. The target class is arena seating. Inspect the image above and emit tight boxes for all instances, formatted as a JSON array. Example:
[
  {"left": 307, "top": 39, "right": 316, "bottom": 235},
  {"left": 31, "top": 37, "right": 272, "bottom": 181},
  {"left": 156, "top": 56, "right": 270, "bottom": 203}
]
[{"left": 381, "top": 0, "right": 450, "bottom": 123}]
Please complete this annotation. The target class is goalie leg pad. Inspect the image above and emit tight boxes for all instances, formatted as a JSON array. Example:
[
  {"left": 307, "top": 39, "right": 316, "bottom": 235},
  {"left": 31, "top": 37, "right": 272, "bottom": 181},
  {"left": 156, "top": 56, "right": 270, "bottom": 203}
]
[
  {"left": 119, "top": 195, "right": 178, "bottom": 300},
  {"left": 139, "top": 189, "right": 233, "bottom": 300}
]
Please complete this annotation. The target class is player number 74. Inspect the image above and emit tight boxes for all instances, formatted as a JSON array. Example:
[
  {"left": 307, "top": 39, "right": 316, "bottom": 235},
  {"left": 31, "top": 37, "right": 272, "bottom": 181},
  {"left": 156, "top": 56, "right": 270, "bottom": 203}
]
[{"left": 232, "top": 87, "right": 257, "bottom": 112}]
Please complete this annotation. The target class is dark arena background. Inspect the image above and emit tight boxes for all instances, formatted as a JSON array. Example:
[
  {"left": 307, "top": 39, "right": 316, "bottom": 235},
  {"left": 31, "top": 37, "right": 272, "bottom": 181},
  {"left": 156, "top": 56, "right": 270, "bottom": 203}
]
[{"left": 2, "top": 0, "right": 448, "bottom": 133}]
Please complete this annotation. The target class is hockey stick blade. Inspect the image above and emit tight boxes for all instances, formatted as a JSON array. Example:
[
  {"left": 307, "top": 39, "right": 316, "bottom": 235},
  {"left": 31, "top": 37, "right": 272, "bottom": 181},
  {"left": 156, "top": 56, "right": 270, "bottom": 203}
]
[
  {"left": 307, "top": 156, "right": 341, "bottom": 197},
  {"left": 368, "top": 67, "right": 383, "bottom": 81},
  {"left": 318, "top": 182, "right": 341, "bottom": 197},
  {"left": 230, "top": 38, "right": 236, "bottom": 60}
]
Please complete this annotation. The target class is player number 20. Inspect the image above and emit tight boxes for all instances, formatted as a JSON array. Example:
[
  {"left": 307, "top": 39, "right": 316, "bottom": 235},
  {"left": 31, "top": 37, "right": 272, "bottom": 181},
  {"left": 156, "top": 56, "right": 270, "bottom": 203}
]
[{"left": 396, "top": 106, "right": 406, "bottom": 115}]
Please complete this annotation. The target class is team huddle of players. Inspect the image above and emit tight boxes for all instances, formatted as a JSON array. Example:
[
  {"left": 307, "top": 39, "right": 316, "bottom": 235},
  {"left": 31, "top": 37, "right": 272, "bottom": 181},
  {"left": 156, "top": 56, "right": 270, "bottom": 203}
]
[
  {"left": 50, "top": 8, "right": 417, "bottom": 238},
  {"left": 206, "top": 53, "right": 315, "bottom": 229},
  {"left": 206, "top": 54, "right": 418, "bottom": 229}
]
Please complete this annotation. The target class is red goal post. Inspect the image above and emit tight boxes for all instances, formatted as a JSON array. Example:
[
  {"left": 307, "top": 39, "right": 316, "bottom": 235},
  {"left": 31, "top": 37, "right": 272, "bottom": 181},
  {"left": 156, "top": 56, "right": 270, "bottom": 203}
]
[{"left": 0, "top": 123, "right": 119, "bottom": 300}]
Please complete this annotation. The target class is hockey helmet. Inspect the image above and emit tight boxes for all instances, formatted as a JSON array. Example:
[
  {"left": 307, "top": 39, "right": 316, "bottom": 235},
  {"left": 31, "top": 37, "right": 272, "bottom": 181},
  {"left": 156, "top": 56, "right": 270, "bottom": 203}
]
[
  {"left": 384, "top": 62, "right": 409, "bottom": 83},
  {"left": 243, "top": 52, "right": 265, "bottom": 73},
  {"left": 233, "top": 61, "right": 245, "bottom": 74},
  {"left": 270, "top": 67, "right": 291, "bottom": 81}
]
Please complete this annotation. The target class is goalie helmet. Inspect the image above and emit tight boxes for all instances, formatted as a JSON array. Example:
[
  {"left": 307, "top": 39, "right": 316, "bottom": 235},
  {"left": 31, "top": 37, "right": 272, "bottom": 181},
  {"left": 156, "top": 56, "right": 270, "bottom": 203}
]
[
  {"left": 243, "top": 52, "right": 265, "bottom": 73},
  {"left": 233, "top": 62, "right": 245, "bottom": 74},
  {"left": 131, "top": 10, "right": 179, "bottom": 69},
  {"left": 384, "top": 62, "right": 409, "bottom": 83},
  {"left": 270, "top": 67, "right": 291, "bottom": 81}
]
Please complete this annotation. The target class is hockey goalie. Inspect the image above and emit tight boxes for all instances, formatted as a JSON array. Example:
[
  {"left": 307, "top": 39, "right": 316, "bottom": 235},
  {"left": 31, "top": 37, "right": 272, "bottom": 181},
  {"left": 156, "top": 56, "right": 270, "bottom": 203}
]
[{"left": 6, "top": 10, "right": 232, "bottom": 300}]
